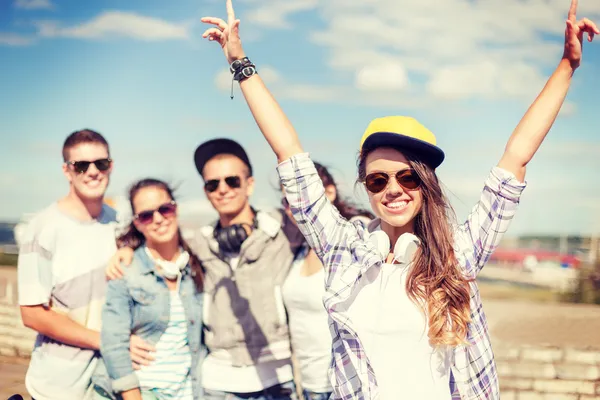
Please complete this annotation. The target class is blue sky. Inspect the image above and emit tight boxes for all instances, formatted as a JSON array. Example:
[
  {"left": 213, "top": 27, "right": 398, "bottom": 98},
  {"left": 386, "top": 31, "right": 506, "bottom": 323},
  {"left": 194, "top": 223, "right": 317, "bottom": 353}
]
[{"left": 1, "top": 0, "right": 599, "bottom": 235}]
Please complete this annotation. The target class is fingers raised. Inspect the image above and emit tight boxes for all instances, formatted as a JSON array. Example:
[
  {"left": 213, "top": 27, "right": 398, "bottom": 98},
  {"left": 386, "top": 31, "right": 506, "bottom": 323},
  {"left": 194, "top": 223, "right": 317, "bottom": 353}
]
[
  {"left": 578, "top": 18, "right": 598, "bottom": 41},
  {"left": 202, "top": 28, "right": 224, "bottom": 41},
  {"left": 226, "top": 0, "right": 236, "bottom": 25},
  {"left": 201, "top": 16, "right": 228, "bottom": 31},
  {"left": 568, "top": 0, "right": 578, "bottom": 22}
]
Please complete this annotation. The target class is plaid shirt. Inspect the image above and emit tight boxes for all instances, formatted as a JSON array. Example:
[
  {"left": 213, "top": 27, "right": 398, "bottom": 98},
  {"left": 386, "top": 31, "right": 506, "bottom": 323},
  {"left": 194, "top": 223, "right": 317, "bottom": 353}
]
[{"left": 277, "top": 153, "right": 527, "bottom": 400}]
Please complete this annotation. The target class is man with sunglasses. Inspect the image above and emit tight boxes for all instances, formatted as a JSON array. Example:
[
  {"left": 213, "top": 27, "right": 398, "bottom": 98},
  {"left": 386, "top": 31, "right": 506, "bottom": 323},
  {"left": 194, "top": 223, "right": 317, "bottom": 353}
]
[
  {"left": 17, "top": 129, "right": 119, "bottom": 400},
  {"left": 189, "top": 138, "right": 298, "bottom": 399}
]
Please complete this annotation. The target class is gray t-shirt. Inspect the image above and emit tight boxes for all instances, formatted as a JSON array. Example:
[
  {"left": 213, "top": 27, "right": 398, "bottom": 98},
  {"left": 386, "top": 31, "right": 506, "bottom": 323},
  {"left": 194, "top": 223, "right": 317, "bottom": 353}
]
[{"left": 18, "top": 202, "right": 118, "bottom": 400}]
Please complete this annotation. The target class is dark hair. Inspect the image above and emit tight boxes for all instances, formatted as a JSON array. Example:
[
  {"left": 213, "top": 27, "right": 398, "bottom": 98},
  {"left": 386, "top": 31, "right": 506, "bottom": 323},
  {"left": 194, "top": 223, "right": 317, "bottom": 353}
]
[
  {"left": 62, "top": 129, "right": 110, "bottom": 162},
  {"left": 117, "top": 178, "right": 204, "bottom": 290},
  {"left": 357, "top": 147, "right": 471, "bottom": 347},
  {"left": 314, "top": 161, "right": 373, "bottom": 221}
]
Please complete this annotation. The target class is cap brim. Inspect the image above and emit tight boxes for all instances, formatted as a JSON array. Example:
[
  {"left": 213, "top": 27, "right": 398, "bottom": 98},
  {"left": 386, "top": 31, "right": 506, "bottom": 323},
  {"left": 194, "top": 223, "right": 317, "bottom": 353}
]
[{"left": 362, "top": 132, "right": 445, "bottom": 168}]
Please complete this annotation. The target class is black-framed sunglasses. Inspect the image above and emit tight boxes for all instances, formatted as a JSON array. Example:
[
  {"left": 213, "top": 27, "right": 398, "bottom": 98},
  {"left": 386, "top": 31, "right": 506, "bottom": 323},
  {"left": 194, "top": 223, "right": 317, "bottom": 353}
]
[
  {"left": 134, "top": 201, "right": 177, "bottom": 225},
  {"left": 364, "top": 169, "right": 422, "bottom": 194},
  {"left": 66, "top": 158, "right": 112, "bottom": 174},
  {"left": 204, "top": 176, "right": 242, "bottom": 193}
]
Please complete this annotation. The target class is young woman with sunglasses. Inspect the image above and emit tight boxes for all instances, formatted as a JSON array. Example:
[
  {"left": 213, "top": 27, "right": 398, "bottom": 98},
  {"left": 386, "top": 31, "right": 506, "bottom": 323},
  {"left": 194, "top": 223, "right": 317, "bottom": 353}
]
[
  {"left": 93, "top": 178, "right": 205, "bottom": 400},
  {"left": 281, "top": 162, "right": 372, "bottom": 400},
  {"left": 202, "top": 1, "right": 597, "bottom": 399}
]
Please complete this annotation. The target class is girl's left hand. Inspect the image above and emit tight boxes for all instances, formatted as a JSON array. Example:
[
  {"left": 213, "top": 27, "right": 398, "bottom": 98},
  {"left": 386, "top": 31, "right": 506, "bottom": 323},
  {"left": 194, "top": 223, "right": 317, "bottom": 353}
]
[{"left": 562, "top": 0, "right": 599, "bottom": 70}]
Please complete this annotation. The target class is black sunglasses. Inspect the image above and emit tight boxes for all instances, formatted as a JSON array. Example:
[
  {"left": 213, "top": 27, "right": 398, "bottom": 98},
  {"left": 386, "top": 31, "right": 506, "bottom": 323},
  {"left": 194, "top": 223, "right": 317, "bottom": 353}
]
[
  {"left": 134, "top": 201, "right": 177, "bottom": 225},
  {"left": 67, "top": 158, "right": 112, "bottom": 174},
  {"left": 205, "top": 176, "right": 242, "bottom": 193},
  {"left": 364, "top": 169, "right": 422, "bottom": 194}
]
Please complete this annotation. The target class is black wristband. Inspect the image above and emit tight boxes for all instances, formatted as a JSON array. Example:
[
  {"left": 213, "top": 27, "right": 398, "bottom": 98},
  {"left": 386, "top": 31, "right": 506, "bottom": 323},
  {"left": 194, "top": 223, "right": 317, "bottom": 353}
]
[
  {"left": 233, "top": 65, "right": 257, "bottom": 82},
  {"left": 230, "top": 57, "right": 252, "bottom": 74}
]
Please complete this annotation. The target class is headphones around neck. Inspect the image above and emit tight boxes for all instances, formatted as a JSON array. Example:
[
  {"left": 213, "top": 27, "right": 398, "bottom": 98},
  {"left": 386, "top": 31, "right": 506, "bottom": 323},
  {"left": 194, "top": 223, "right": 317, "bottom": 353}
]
[{"left": 213, "top": 216, "right": 258, "bottom": 254}]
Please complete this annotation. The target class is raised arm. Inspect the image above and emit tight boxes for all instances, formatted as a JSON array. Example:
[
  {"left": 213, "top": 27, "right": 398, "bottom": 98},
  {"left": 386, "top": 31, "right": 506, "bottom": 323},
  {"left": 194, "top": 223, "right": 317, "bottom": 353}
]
[
  {"left": 498, "top": 0, "right": 597, "bottom": 181},
  {"left": 460, "top": 0, "right": 597, "bottom": 276},
  {"left": 201, "top": 0, "right": 303, "bottom": 162}
]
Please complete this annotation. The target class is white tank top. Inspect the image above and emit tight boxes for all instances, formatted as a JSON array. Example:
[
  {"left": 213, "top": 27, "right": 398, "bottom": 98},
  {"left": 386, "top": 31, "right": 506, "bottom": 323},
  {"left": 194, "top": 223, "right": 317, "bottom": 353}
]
[
  {"left": 348, "top": 258, "right": 452, "bottom": 399},
  {"left": 281, "top": 245, "right": 333, "bottom": 393}
]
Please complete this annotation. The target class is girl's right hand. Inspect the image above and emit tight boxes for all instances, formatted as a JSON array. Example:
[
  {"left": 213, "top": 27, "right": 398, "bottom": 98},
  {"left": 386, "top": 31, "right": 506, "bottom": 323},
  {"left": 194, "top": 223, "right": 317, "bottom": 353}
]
[
  {"left": 105, "top": 247, "right": 134, "bottom": 280},
  {"left": 201, "top": 0, "right": 246, "bottom": 65}
]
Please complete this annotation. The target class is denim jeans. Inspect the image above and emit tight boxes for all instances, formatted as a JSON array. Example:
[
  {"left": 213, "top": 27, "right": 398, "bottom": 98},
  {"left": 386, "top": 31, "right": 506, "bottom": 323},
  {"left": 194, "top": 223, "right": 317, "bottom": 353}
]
[
  {"left": 302, "top": 390, "right": 332, "bottom": 400},
  {"left": 203, "top": 381, "right": 297, "bottom": 400}
]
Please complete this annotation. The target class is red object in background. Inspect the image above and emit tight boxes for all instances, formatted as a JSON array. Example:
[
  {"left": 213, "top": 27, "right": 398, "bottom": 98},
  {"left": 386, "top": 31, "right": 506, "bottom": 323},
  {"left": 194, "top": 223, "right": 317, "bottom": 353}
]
[{"left": 490, "top": 248, "right": 582, "bottom": 268}]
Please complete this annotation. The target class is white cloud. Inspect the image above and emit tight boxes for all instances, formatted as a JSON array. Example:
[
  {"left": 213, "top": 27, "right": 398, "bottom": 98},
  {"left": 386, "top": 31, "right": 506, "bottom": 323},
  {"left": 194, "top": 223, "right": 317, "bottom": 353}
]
[
  {"left": 242, "top": 0, "right": 600, "bottom": 104},
  {"left": 15, "top": 0, "right": 53, "bottom": 10},
  {"left": 244, "top": 0, "right": 319, "bottom": 29},
  {"left": 35, "top": 11, "right": 189, "bottom": 41},
  {"left": 355, "top": 63, "right": 408, "bottom": 91},
  {"left": 0, "top": 33, "right": 34, "bottom": 46}
]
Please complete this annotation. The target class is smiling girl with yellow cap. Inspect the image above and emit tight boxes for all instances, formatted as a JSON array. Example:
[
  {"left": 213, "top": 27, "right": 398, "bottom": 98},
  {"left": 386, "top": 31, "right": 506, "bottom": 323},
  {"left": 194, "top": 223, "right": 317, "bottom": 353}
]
[{"left": 201, "top": 1, "right": 598, "bottom": 399}]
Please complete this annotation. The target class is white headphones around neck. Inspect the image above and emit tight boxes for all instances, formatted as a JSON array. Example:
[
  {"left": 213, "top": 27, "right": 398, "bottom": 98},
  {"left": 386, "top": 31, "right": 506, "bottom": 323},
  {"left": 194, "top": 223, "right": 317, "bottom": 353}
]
[
  {"left": 145, "top": 247, "right": 190, "bottom": 279},
  {"left": 368, "top": 223, "right": 420, "bottom": 264}
]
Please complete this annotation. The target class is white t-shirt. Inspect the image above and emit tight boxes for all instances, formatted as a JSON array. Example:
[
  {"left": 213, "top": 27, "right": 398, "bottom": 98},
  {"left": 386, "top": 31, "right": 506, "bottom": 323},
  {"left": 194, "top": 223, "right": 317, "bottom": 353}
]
[
  {"left": 282, "top": 245, "right": 332, "bottom": 393},
  {"left": 348, "top": 255, "right": 452, "bottom": 399},
  {"left": 201, "top": 254, "right": 294, "bottom": 393},
  {"left": 18, "top": 203, "right": 118, "bottom": 400}
]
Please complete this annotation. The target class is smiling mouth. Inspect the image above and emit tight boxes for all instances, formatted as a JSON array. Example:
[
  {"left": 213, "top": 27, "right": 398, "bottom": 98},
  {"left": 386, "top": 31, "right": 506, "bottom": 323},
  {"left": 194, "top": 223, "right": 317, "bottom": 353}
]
[
  {"left": 384, "top": 200, "right": 409, "bottom": 212},
  {"left": 156, "top": 225, "right": 169, "bottom": 235},
  {"left": 85, "top": 179, "right": 102, "bottom": 187}
]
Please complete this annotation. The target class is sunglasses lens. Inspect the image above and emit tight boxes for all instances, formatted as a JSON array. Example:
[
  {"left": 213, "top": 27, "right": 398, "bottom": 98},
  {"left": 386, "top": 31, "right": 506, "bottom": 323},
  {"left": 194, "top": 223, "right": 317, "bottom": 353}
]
[
  {"left": 224, "top": 176, "right": 241, "bottom": 189},
  {"left": 365, "top": 173, "right": 389, "bottom": 194},
  {"left": 397, "top": 170, "right": 421, "bottom": 190},
  {"left": 158, "top": 203, "right": 177, "bottom": 218},
  {"left": 137, "top": 211, "right": 154, "bottom": 224},
  {"left": 72, "top": 161, "right": 91, "bottom": 174},
  {"left": 94, "top": 158, "right": 111, "bottom": 171},
  {"left": 205, "top": 180, "right": 219, "bottom": 193}
]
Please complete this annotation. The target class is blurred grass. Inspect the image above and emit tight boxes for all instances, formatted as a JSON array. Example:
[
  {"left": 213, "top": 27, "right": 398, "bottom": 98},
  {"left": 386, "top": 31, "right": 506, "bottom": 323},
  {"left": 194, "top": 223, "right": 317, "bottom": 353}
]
[
  {"left": 0, "top": 252, "right": 18, "bottom": 266},
  {"left": 479, "top": 282, "right": 560, "bottom": 303}
]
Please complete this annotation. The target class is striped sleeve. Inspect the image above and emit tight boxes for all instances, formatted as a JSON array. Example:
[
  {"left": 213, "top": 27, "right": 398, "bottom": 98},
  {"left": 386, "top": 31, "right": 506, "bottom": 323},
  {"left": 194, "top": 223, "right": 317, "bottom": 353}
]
[{"left": 17, "top": 217, "right": 54, "bottom": 307}]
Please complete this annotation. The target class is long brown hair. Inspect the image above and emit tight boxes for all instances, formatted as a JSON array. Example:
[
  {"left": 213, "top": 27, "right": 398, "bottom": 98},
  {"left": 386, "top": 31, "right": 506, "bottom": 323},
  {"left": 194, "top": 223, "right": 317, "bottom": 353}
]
[
  {"left": 117, "top": 178, "right": 204, "bottom": 291},
  {"left": 358, "top": 148, "right": 471, "bottom": 347},
  {"left": 314, "top": 161, "right": 374, "bottom": 221}
]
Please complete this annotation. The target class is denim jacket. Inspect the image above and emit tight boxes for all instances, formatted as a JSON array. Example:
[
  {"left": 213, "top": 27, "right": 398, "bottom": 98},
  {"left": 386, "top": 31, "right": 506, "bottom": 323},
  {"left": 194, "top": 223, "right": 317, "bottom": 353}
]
[{"left": 93, "top": 246, "right": 205, "bottom": 399}]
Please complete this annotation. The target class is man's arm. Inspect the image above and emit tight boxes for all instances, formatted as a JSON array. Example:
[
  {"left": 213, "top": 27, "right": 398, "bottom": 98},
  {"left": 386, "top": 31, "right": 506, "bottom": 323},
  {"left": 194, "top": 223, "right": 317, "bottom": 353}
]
[
  {"left": 17, "top": 216, "right": 101, "bottom": 350},
  {"left": 20, "top": 305, "right": 100, "bottom": 350},
  {"left": 120, "top": 389, "right": 143, "bottom": 400}
]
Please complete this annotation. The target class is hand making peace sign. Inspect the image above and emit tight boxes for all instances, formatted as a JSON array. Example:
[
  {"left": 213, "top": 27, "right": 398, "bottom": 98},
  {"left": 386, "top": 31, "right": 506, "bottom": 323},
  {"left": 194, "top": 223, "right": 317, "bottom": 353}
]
[
  {"left": 563, "top": 0, "right": 598, "bottom": 69},
  {"left": 201, "top": 0, "right": 246, "bottom": 65}
]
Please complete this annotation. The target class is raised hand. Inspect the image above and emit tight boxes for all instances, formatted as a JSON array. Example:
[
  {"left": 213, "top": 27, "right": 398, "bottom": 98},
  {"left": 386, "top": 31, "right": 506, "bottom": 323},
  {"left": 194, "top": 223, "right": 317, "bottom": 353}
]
[
  {"left": 563, "top": 0, "right": 599, "bottom": 70},
  {"left": 201, "top": 0, "right": 246, "bottom": 64}
]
